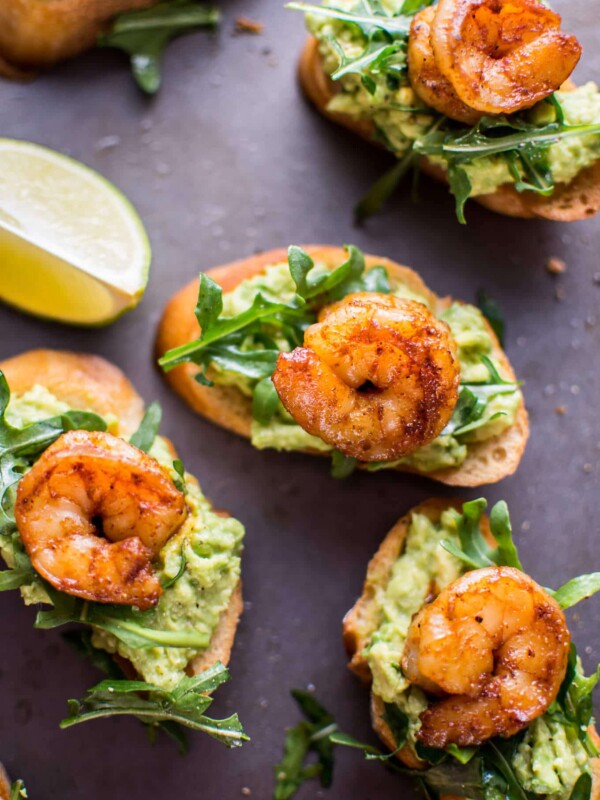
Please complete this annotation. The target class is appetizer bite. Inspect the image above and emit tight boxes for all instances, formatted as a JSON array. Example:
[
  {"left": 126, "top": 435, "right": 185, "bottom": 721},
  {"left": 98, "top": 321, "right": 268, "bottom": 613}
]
[
  {"left": 0, "top": 0, "right": 219, "bottom": 93},
  {"left": 0, "top": 350, "right": 246, "bottom": 747},
  {"left": 157, "top": 245, "right": 528, "bottom": 486},
  {"left": 343, "top": 497, "right": 600, "bottom": 799},
  {"left": 291, "top": 0, "right": 600, "bottom": 222}
]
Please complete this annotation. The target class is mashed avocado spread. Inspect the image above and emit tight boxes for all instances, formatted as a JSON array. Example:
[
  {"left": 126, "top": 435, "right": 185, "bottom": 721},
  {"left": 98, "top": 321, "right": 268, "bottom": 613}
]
[
  {"left": 0, "top": 386, "right": 244, "bottom": 690},
  {"left": 364, "top": 509, "right": 593, "bottom": 799},
  {"left": 215, "top": 260, "right": 521, "bottom": 472},
  {"left": 306, "top": 0, "right": 600, "bottom": 198}
]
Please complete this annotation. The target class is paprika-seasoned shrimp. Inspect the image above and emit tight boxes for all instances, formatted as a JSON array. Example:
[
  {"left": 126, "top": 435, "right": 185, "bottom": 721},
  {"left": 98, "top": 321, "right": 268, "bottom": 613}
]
[
  {"left": 429, "top": 0, "right": 581, "bottom": 116},
  {"left": 15, "top": 430, "right": 187, "bottom": 610},
  {"left": 402, "top": 566, "right": 570, "bottom": 747},
  {"left": 408, "top": 6, "right": 482, "bottom": 125},
  {"left": 272, "top": 293, "right": 460, "bottom": 461}
]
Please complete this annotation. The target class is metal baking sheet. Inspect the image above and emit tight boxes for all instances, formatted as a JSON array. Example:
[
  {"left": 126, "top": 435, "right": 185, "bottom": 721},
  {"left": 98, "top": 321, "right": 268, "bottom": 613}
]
[{"left": 0, "top": 0, "right": 599, "bottom": 796}]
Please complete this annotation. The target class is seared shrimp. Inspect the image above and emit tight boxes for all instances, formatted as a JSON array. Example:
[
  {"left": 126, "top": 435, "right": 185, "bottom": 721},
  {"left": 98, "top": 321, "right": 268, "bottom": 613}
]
[
  {"left": 15, "top": 430, "right": 187, "bottom": 610},
  {"left": 272, "top": 293, "right": 460, "bottom": 461},
  {"left": 402, "top": 566, "right": 570, "bottom": 747},
  {"left": 408, "top": 6, "right": 482, "bottom": 125},
  {"left": 430, "top": 0, "right": 581, "bottom": 116}
]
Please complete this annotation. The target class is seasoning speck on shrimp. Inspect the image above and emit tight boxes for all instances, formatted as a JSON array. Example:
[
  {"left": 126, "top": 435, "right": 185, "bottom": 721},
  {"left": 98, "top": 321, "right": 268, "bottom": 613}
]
[
  {"left": 402, "top": 566, "right": 570, "bottom": 747},
  {"left": 428, "top": 0, "right": 581, "bottom": 117},
  {"left": 272, "top": 293, "right": 460, "bottom": 461},
  {"left": 15, "top": 430, "right": 187, "bottom": 610}
]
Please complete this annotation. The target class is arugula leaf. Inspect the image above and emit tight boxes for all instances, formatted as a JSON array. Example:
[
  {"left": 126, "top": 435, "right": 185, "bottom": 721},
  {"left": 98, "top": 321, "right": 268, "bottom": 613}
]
[
  {"left": 172, "top": 459, "right": 187, "bottom": 493},
  {"left": 286, "top": 2, "right": 412, "bottom": 37},
  {"left": 129, "top": 401, "right": 162, "bottom": 453},
  {"left": 61, "top": 662, "right": 248, "bottom": 746},
  {"left": 569, "top": 772, "right": 593, "bottom": 800},
  {"left": 253, "top": 377, "right": 282, "bottom": 425},
  {"left": 553, "top": 573, "right": 600, "bottom": 610},
  {"left": 99, "top": 0, "right": 220, "bottom": 94},
  {"left": 35, "top": 590, "right": 211, "bottom": 650},
  {"left": 355, "top": 150, "right": 417, "bottom": 222},
  {"left": 441, "top": 498, "right": 523, "bottom": 571},
  {"left": 63, "top": 628, "right": 191, "bottom": 753},
  {"left": 9, "top": 780, "right": 27, "bottom": 800},
  {"left": 477, "top": 291, "right": 505, "bottom": 346},
  {"left": 447, "top": 165, "right": 472, "bottom": 225},
  {"left": 274, "top": 690, "right": 339, "bottom": 799},
  {"left": 331, "top": 450, "right": 358, "bottom": 479}
]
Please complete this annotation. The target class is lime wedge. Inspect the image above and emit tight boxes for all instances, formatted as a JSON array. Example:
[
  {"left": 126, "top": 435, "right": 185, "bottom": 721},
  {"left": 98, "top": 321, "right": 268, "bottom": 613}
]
[{"left": 0, "top": 138, "right": 151, "bottom": 326}]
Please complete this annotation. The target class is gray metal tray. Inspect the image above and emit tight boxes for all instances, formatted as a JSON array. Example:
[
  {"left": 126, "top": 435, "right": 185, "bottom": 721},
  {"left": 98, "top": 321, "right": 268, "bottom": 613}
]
[{"left": 0, "top": 0, "right": 598, "bottom": 796}]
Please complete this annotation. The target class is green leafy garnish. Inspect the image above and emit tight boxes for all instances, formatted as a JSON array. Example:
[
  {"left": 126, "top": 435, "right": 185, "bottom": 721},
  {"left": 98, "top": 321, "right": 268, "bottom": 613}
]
[
  {"left": 330, "top": 450, "right": 357, "bottom": 479},
  {"left": 35, "top": 585, "right": 211, "bottom": 650},
  {"left": 274, "top": 690, "right": 338, "bottom": 799},
  {"left": 552, "top": 574, "right": 600, "bottom": 611},
  {"left": 441, "top": 498, "right": 523, "bottom": 571},
  {"left": 63, "top": 629, "right": 190, "bottom": 753},
  {"left": 99, "top": 0, "right": 220, "bottom": 94},
  {"left": 9, "top": 780, "right": 27, "bottom": 800},
  {"left": 442, "top": 355, "right": 519, "bottom": 438},
  {"left": 61, "top": 662, "right": 248, "bottom": 746},
  {"left": 129, "top": 401, "right": 162, "bottom": 453}
]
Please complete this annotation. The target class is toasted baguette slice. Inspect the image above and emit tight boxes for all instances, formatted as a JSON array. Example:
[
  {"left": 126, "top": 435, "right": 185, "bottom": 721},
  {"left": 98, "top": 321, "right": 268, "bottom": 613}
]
[
  {"left": 0, "top": 0, "right": 155, "bottom": 78},
  {"left": 0, "top": 348, "right": 242, "bottom": 677},
  {"left": 342, "top": 499, "right": 600, "bottom": 795},
  {"left": 299, "top": 37, "right": 600, "bottom": 222},
  {"left": 156, "top": 246, "right": 529, "bottom": 487}
]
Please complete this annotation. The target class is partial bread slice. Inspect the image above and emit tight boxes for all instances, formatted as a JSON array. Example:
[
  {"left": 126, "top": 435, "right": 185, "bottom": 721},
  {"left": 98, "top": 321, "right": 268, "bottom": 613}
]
[
  {"left": 299, "top": 37, "right": 600, "bottom": 222},
  {"left": 156, "top": 246, "right": 529, "bottom": 487},
  {"left": 342, "top": 499, "right": 600, "bottom": 796},
  {"left": 0, "top": 348, "right": 243, "bottom": 677}
]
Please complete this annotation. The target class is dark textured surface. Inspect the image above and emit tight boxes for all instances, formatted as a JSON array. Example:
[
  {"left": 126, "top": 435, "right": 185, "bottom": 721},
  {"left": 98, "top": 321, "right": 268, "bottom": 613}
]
[{"left": 0, "top": 1, "right": 599, "bottom": 797}]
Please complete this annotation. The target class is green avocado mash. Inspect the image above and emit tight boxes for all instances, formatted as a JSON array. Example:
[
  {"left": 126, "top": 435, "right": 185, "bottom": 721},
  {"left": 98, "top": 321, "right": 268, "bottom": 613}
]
[
  {"left": 306, "top": 0, "right": 600, "bottom": 199},
  {"left": 363, "top": 508, "right": 594, "bottom": 799},
  {"left": 214, "top": 259, "right": 521, "bottom": 472},
  {"left": 0, "top": 387, "right": 244, "bottom": 690}
]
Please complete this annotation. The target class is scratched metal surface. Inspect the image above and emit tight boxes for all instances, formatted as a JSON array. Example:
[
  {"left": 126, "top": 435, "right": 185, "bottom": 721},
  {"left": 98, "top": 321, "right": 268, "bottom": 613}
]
[{"left": 0, "top": 1, "right": 599, "bottom": 797}]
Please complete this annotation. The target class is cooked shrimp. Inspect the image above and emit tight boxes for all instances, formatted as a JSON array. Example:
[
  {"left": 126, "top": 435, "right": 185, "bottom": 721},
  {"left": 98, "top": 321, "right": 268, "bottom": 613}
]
[
  {"left": 272, "top": 293, "right": 460, "bottom": 461},
  {"left": 429, "top": 0, "right": 581, "bottom": 116},
  {"left": 408, "top": 6, "right": 482, "bottom": 125},
  {"left": 15, "top": 430, "right": 187, "bottom": 610},
  {"left": 402, "top": 566, "right": 570, "bottom": 747}
]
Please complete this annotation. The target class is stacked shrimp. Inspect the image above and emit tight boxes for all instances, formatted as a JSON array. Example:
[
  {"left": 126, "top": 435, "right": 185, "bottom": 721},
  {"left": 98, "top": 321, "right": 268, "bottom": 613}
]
[{"left": 408, "top": 0, "right": 582, "bottom": 123}]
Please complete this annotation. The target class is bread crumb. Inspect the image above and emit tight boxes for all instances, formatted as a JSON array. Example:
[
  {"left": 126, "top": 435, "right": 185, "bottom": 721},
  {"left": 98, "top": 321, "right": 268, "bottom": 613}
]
[
  {"left": 241, "top": 788, "right": 252, "bottom": 796},
  {"left": 235, "top": 16, "right": 263, "bottom": 34},
  {"left": 555, "top": 286, "right": 566, "bottom": 301},
  {"left": 594, "top": 272, "right": 600, "bottom": 285},
  {"left": 583, "top": 463, "right": 594, "bottom": 474},
  {"left": 546, "top": 257, "right": 567, "bottom": 275},
  {"left": 555, "top": 405, "right": 567, "bottom": 416}
]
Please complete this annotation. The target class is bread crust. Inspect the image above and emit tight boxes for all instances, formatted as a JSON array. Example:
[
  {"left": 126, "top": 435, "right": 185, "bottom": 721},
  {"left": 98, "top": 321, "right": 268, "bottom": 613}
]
[
  {"left": 343, "top": 499, "right": 600, "bottom": 796},
  {"left": 0, "top": 349, "right": 242, "bottom": 677},
  {"left": 156, "top": 246, "right": 529, "bottom": 487},
  {"left": 299, "top": 37, "right": 600, "bottom": 222}
]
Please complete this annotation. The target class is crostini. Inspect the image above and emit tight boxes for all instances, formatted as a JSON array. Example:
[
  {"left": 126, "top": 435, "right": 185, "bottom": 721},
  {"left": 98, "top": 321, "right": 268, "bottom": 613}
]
[
  {"left": 157, "top": 245, "right": 528, "bottom": 487},
  {"left": 344, "top": 497, "right": 600, "bottom": 798},
  {"left": 0, "top": 349, "right": 246, "bottom": 745},
  {"left": 292, "top": 0, "right": 600, "bottom": 222}
]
